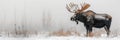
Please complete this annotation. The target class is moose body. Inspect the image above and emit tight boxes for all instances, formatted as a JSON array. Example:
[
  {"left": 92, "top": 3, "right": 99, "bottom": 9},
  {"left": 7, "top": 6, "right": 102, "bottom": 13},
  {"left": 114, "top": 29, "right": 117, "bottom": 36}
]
[
  {"left": 71, "top": 10, "right": 112, "bottom": 36},
  {"left": 66, "top": 3, "right": 112, "bottom": 36}
]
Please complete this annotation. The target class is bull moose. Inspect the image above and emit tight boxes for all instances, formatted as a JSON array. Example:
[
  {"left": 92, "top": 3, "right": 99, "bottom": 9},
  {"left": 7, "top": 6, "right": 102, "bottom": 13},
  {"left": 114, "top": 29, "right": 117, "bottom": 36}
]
[{"left": 66, "top": 2, "right": 112, "bottom": 37}]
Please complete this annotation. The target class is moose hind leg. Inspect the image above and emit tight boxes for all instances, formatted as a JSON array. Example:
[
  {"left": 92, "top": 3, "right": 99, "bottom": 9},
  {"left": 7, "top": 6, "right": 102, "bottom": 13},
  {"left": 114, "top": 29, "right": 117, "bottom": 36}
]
[
  {"left": 104, "top": 25, "right": 111, "bottom": 36},
  {"left": 105, "top": 20, "right": 112, "bottom": 36}
]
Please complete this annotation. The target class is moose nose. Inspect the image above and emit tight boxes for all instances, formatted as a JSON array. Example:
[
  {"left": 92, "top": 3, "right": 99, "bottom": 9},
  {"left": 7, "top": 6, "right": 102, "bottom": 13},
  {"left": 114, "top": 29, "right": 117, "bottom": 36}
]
[{"left": 70, "top": 17, "right": 74, "bottom": 21}]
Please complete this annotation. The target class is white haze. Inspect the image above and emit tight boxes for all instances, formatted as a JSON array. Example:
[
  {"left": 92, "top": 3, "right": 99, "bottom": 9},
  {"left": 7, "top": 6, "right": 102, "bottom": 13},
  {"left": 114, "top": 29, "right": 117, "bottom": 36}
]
[{"left": 0, "top": 0, "right": 119, "bottom": 34}]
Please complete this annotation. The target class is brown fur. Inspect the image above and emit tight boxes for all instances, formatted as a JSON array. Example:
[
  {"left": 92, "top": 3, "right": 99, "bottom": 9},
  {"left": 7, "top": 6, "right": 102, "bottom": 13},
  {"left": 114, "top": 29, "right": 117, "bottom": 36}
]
[
  {"left": 86, "top": 11, "right": 95, "bottom": 16},
  {"left": 106, "top": 14, "right": 112, "bottom": 19}
]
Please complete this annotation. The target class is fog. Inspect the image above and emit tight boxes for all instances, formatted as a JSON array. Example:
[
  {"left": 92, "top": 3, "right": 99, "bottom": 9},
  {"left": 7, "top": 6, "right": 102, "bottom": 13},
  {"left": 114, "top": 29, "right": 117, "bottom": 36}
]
[{"left": 0, "top": 0, "right": 120, "bottom": 33}]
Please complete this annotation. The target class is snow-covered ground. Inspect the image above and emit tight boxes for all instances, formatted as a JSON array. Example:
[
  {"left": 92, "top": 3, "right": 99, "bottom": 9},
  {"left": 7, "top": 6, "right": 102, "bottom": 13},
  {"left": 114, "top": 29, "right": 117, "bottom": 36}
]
[
  {"left": 0, "top": 32, "right": 119, "bottom": 40},
  {"left": 25, "top": 36, "right": 119, "bottom": 40},
  {"left": 0, "top": 35, "right": 119, "bottom": 40}
]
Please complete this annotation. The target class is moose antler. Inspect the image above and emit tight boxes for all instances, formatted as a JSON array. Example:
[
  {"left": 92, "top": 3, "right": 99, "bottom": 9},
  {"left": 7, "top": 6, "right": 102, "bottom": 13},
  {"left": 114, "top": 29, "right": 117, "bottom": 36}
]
[
  {"left": 77, "top": 3, "right": 90, "bottom": 13},
  {"left": 66, "top": 4, "right": 74, "bottom": 13},
  {"left": 66, "top": 2, "right": 79, "bottom": 13},
  {"left": 66, "top": 2, "right": 90, "bottom": 14}
]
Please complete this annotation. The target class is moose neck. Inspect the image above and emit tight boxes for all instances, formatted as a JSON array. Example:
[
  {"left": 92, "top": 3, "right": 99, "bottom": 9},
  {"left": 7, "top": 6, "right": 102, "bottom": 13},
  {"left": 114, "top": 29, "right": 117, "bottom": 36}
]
[{"left": 75, "top": 13, "right": 87, "bottom": 23}]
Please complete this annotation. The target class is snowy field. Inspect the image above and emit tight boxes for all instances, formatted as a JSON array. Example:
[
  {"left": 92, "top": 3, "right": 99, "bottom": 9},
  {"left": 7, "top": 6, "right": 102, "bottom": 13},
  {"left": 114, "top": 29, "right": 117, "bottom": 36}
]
[
  {"left": 0, "top": 35, "right": 120, "bottom": 40},
  {"left": 0, "top": 32, "right": 120, "bottom": 40}
]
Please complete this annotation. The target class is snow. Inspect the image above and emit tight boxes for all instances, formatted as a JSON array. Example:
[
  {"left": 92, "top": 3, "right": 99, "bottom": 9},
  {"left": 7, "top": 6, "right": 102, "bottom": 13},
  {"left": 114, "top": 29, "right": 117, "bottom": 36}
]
[
  {"left": 0, "top": 31, "right": 119, "bottom": 40},
  {"left": 0, "top": 36, "right": 119, "bottom": 40},
  {"left": 0, "top": 33, "right": 119, "bottom": 40}
]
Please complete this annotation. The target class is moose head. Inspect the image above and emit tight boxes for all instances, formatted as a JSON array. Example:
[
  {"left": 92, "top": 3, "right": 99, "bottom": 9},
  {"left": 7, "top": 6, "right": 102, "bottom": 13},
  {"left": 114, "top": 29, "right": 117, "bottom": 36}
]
[{"left": 66, "top": 2, "right": 92, "bottom": 24}]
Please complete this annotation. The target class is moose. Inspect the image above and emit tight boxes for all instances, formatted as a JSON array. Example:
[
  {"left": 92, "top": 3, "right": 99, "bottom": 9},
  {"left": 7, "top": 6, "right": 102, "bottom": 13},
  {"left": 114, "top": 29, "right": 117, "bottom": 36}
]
[{"left": 66, "top": 2, "right": 112, "bottom": 37}]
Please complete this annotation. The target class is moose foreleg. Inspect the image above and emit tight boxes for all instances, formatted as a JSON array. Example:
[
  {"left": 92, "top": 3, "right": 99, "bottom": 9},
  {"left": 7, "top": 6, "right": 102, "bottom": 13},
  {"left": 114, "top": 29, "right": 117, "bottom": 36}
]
[{"left": 85, "top": 25, "right": 93, "bottom": 37}]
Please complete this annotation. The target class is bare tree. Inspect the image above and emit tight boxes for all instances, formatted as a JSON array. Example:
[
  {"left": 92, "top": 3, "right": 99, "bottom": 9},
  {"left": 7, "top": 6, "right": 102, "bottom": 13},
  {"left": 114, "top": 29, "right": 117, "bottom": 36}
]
[{"left": 42, "top": 10, "right": 52, "bottom": 32}]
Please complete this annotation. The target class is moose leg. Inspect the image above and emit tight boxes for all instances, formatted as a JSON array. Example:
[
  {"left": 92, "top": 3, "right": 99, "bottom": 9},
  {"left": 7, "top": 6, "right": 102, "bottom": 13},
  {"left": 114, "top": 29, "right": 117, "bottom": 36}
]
[
  {"left": 104, "top": 25, "right": 111, "bottom": 36},
  {"left": 104, "top": 22, "right": 111, "bottom": 36},
  {"left": 104, "top": 20, "right": 111, "bottom": 36},
  {"left": 88, "top": 27, "right": 93, "bottom": 37},
  {"left": 85, "top": 26, "right": 93, "bottom": 37},
  {"left": 86, "top": 28, "right": 89, "bottom": 37}
]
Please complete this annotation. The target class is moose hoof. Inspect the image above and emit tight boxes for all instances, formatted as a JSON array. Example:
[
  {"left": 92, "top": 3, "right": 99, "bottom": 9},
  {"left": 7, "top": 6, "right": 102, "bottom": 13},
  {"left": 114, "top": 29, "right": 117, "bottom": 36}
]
[{"left": 86, "top": 32, "right": 94, "bottom": 37}]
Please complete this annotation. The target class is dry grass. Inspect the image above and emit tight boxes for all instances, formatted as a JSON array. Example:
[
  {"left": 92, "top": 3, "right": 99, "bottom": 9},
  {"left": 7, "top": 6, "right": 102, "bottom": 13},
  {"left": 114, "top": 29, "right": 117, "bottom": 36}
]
[
  {"left": 93, "top": 30, "right": 106, "bottom": 37},
  {"left": 49, "top": 29, "right": 80, "bottom": 36}
]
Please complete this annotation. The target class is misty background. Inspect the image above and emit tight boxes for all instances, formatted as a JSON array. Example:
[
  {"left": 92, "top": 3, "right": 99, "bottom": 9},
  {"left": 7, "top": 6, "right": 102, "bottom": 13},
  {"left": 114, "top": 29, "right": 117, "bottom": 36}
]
[{"left": 0, "top": 0, "right": 119, "bottom": 34}]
